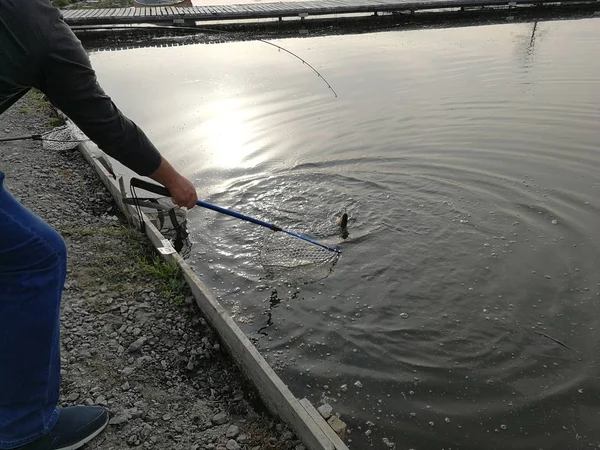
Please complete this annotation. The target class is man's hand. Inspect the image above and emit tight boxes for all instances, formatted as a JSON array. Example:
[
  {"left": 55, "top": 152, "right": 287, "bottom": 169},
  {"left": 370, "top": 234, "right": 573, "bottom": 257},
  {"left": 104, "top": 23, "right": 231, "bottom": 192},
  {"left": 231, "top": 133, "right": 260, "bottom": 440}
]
[
  {"left": 149, "top": 157, "right": 198, "bottom": 209},
  {"left": 165, "top": 175, "right": 198, "bottom": 209}
]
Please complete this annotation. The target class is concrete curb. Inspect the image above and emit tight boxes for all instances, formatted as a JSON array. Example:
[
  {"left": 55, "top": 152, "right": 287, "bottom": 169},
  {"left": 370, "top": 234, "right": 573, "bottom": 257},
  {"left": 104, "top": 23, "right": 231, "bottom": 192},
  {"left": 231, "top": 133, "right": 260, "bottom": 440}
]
[{"left": 77, "top": 140, "right": 350, "bottom": 450}]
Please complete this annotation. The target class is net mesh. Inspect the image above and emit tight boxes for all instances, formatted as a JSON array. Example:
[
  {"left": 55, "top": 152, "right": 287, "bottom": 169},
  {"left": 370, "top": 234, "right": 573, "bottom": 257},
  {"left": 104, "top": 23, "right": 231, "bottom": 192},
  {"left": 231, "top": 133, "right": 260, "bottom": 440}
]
[
  {"left": 132, "top": 196, "right": 192, "bottom": 258},
  {"left": 260, "top": 229, "right": 340, "bottom": 282},
  {"left": 41, "top": 125, "right": 89, "bottom": 151}
]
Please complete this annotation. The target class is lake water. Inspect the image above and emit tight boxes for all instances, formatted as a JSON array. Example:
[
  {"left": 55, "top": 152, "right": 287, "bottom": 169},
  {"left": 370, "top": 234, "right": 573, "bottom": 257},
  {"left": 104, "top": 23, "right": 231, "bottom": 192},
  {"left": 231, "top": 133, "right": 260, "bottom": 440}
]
[{"left": 89, "top": 17, "right": 600, "bottom": 449}]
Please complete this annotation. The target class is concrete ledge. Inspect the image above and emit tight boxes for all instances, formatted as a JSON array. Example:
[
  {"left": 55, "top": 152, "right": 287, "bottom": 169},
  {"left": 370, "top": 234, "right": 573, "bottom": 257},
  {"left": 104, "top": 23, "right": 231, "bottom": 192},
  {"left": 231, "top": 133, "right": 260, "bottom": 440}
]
[{"left": 78, "top": 141, "right": 349, "bottom": 450}]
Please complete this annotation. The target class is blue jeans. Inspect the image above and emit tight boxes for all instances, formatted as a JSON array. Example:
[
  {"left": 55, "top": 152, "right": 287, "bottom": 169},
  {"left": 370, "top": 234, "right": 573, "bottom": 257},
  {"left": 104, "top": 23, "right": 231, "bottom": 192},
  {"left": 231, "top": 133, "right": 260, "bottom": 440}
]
[{"left": 0, "top": 172, "right": 65, "bottom": 449}]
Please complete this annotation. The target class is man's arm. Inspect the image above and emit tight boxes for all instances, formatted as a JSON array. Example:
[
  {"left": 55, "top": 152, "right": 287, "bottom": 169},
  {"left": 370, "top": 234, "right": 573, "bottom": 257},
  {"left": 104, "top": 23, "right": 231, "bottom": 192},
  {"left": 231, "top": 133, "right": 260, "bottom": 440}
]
[{"left": 6, "top": 0, "right": 197, "bottom": 207}]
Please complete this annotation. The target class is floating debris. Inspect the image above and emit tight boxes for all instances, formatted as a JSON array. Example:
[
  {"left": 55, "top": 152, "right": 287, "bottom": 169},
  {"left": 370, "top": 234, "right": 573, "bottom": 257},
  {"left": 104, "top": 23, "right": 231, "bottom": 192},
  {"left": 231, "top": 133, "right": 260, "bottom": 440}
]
[
  {"left": 531, "top": 330, "right": 575, "bottom": 351},
  {"left": 383, "top": 437, "right": 396, "bottom": 448}
]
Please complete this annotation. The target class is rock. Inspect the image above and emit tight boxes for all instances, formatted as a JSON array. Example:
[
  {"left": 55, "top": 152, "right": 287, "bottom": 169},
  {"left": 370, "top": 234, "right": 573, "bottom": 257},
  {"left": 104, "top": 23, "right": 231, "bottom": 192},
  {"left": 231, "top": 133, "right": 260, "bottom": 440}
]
[
  {"left": 65, "top": 392, "right": 79, "bottom": 402},
  {"left": 327, "top": 415, "right": 347, "bottom": 440},
  {"left": 186, "top": 357, "right": 195, "bottom": 371},
  {"left": 121, "top": 381, "right": 130, "bottom": 391},
  {"left": 226, "top": 425, "right": 239, "bottom": 439},
  {"left": 122, "top": 367, "right": 134, "bottom": 376},
  {"left": 212, "top": 412, "right": 228, "bottom": 425},
  {"left": 109, "top": 414, "right": 130, "bottom": 426},
  {"left": 226, "top": 440, "right": 240, "bottom": 450},
  {"left": 317, "top": 404, "right": 333, "bottom": 420},
  {"left": 236, "top": 434, "right": 248, "bottom": 444},
  {"left": 127, "top": 337, "right": 145, "bottom": 353}
]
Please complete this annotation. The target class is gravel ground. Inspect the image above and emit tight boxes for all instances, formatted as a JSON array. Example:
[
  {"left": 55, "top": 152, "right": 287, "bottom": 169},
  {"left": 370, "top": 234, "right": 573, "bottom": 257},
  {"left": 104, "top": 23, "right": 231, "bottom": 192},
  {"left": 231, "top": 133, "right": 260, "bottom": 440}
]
[{"left": 0, "top": 93, "right": 304, "bottom": 450}]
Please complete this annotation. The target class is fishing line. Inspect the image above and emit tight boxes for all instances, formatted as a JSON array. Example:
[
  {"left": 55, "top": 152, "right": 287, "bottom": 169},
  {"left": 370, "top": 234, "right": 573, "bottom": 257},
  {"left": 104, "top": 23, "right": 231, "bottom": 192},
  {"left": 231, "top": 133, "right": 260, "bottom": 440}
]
[{"left": 75, "top": 24, "right": 338, "bottom": 98}]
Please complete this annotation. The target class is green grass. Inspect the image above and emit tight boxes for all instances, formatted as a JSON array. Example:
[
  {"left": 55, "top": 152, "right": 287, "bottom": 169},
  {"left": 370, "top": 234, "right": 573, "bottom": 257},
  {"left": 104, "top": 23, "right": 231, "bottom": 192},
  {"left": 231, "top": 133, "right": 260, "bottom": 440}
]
[
  {"left": 50, "top": 116, "right": 66, "bottom": 127},
  {"left": 26, "top": 89, "right": 49, "bottom": 110},
  {"left": 138, "top": 255, "right": 188, "bottom": 306},
  {"left": 59, "top": 224, "right": 190, "bottom": 306},
  {"left": 24, "top": 89, "right": 66, "bottom": 128}
]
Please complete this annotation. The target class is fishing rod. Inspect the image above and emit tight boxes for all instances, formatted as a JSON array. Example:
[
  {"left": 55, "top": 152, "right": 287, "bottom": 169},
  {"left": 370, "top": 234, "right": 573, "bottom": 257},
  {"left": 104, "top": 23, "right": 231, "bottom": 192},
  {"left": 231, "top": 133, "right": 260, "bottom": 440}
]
[{"left": 76, "top": 24, "right": 338, "bottom": 98}]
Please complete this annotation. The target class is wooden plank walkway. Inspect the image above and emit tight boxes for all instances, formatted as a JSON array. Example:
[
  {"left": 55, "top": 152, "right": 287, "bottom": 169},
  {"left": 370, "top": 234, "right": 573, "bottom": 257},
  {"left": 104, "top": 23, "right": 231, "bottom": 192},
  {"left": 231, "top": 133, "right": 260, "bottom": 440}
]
[{"left": 62, "top": 0, "right": 596, "bottom": 25}]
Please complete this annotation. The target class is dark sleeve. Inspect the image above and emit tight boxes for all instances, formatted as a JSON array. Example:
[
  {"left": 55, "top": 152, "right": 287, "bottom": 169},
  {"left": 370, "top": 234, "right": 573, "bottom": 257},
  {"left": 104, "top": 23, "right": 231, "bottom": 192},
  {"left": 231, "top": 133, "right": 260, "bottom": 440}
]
[{"left": 32, "top": 2, "right": 162, "bottom": 176}]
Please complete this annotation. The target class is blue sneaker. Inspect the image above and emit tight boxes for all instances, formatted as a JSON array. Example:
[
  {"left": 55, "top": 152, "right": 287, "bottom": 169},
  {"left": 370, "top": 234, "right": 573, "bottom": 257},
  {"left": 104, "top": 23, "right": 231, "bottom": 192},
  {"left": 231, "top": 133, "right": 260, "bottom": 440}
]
[{"left": 17, "top": 406, "right": 109, "bottom": 450}]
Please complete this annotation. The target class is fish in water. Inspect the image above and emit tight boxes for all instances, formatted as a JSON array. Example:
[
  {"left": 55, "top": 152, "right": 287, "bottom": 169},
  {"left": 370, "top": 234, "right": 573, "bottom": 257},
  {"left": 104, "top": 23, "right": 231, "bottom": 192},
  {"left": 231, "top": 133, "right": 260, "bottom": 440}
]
[
  {"left": 338, "top": 212, "right": 348, "bottom": 228},
  {"left": 337, "top": 210, "right": 349, "bottom": 239}
]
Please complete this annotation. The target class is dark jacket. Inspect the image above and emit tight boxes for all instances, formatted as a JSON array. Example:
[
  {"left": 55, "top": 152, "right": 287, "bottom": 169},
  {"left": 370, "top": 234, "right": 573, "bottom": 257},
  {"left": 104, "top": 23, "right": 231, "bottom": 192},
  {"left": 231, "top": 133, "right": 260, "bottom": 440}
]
[{"left": 0, "top": 0, "right": 162, "bottom": 176}]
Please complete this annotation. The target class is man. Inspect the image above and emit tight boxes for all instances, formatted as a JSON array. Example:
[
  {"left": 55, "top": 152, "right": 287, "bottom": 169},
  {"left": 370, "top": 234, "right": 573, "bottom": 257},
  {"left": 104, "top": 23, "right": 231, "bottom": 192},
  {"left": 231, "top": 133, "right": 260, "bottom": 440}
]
[{"left": 0, "top": 1, "right": 198, "bottom": 449}]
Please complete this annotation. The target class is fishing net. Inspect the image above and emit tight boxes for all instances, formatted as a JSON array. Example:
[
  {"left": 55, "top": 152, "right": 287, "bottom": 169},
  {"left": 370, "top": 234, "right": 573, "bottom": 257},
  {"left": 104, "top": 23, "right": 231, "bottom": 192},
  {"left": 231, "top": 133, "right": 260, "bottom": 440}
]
[
  {"left": 127, "top": 178, "right": 341, "bottom": 281},
  {"left": 259, "top": 228, "right": 340, "bottom": 282},
  {"left": 0, "top": 124, "right": 89, "bottom": 151},
  {"left": 40, "top": 124, "right": 89, "bottom": 151}
]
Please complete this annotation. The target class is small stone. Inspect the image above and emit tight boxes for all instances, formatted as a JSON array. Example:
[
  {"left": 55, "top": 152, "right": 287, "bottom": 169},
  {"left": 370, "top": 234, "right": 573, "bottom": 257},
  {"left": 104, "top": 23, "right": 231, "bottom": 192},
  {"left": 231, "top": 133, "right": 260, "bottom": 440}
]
[
  {"left": 65, "top": 392, "right": 79, "bottom": 402},
  {"left": 121, "top": 382, "right": 130, "bottom": 391},
  {"left": 400, "top": 313, "right": 409, "bottom": 319},
  {"left": 95, "top": 395, "right": 107, "bottom": 406},
  {"left": 327, "top": 415, "right": 346, "bottom": 440},
  {"left": 212, "top": 412, "right": 228, "bottom": 425},
  {"left": 127, "top": 337, "right": 145, "bottom": 353},
  {"left": 186, "top": 357, "right": 195, "bottom": 371},
  {"left": 122, "top": 367, "right": 134, "bottom": 376},
  {"left": 226, "top": 440, "right": 240, "bottom": 450},
  {"left": 340, "top": 384, "right": 348, "bottom": 392},
  {"left": 354, "top": 381, "right": 363, "bottom": 388},
  {"left": 317, "top": 404, "right": 333, "bottom": 420},
  {"left": 109, "top": 414, "right": 130, "bottom": 426},
  {"left": 551, "top": 219, "right": 558, "bottom": 225},
  {"left": 127, "top": 434, "right": 138, "bottom": 446},
  {"left": 236, "top": 434, "right": 248, "bottom": 444},
  {"left": 226, "top": 425, "right": 239, "bottom": 439}
]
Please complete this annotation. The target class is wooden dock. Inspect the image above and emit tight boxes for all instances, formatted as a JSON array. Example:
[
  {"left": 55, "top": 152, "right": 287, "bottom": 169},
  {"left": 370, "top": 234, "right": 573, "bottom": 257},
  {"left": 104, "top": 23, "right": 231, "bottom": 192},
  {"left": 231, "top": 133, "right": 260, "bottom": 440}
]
[{"left": 62, "top": 0, "right": 598, "bottom": 25}]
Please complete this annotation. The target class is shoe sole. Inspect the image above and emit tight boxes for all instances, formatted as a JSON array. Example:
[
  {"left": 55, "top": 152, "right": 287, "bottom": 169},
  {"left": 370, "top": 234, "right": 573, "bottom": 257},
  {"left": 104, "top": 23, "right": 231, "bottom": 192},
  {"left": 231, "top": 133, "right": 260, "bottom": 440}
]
[{"left": 56, "top": 414, "right": 109, "bottom": 450}]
